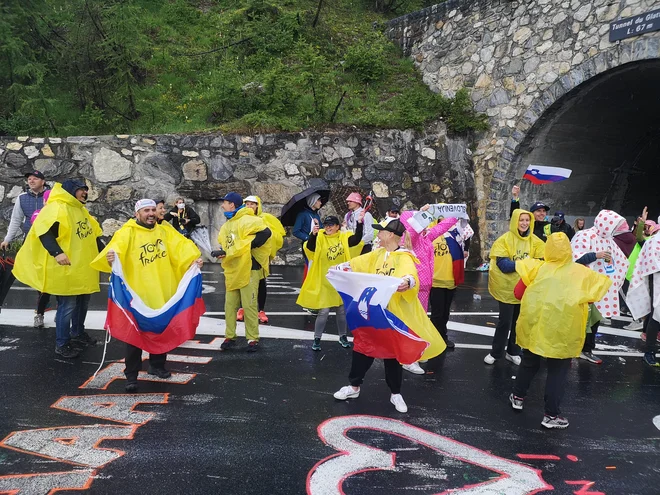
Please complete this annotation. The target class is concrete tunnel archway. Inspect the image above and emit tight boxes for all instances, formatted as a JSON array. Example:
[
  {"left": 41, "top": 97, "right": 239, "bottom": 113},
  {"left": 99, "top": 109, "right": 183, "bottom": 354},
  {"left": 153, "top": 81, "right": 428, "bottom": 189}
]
[{"left": 510, "top": 60, "right": 660, "bottom": 223}]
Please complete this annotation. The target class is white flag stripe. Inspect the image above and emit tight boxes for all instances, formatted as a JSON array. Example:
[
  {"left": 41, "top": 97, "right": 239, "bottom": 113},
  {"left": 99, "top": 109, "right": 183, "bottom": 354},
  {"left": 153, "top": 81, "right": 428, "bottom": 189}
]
[{"left": 525, "top": 165, "right": 572, "bottom": 177}]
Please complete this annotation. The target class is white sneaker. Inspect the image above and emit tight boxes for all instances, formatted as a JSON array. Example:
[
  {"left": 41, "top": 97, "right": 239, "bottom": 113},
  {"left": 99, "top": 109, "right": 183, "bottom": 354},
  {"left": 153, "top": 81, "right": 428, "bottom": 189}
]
[
  {"left": 402, "top": 362, "right": 425, "bottom": 375},
  {"left": 33, "top": 314, "right": 44, "bottom": 328},
  {"left": 506, "top": 353, "right": 521, "bottom": 366},
  {"left": 623, "top": 320, "right": 644, "bottom": 331},
  {"left": 333, "top": 385, "right": 360, "bottom": 400},
  {"left": 600, "top": 317, "right": 612, "bottom": 326},
  {"left": 483, "top": 353, "right": 496, "bottom": 365},
  {"left": 390, "top": 394, "right": 408, "bottom": 413}
]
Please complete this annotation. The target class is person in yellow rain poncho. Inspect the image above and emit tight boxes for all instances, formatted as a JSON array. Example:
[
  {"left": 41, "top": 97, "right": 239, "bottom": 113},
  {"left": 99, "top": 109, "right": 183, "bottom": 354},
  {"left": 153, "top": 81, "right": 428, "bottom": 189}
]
[
  {"left": 13, "top": 180, "right": 103, "bottom": 359},
  {"left": 332, "top": 219, "right": 446, "bottom": 414},
  {"left": 213, "top": 192, "right": 271, "bottom": 353},
  {"left": 509, "top": 233, "right": 611, "bottom": 429},
  {"left": 239, "top": 195, "right": 286, "bottom": 325},
  {"left": 296, "top": 214, "right": 364, "bottom": 352},
  {"left": 91, "top": 199, "right": 203, "bottom": 393},
  {"left": 485, "top": 209, "right": 544, "bottom": 367}
]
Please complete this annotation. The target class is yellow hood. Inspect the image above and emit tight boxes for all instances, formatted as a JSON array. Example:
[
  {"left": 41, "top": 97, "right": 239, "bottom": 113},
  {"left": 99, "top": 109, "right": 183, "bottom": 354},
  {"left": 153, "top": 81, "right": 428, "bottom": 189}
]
[
  {"left": 544, "top": 232, "right": 572, "bottom": 264},
  {"left": 510, "top": 208, "right": 535, "bottom": 241}
]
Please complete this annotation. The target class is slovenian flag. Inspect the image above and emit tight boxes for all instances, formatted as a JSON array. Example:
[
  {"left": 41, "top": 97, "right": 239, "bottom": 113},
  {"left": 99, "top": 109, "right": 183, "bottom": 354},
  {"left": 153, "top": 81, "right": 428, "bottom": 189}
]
[
  {"left": 326, "top": 270, "right": 429, "bottom": 364},
  {"left": 104, "top": 259, "right": 206, "bottom": 354},
  {"left": 523, "top": 165, "right": 572, "bottom": 184}
]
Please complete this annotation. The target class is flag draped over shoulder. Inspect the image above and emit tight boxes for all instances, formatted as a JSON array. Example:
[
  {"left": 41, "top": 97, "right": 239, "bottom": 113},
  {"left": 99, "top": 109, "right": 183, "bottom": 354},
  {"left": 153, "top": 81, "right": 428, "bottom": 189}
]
[
  {"left": 327, "top": 269, "right": 438, "bottom": 365},
  {"left": 105, "top": 258, "right": 205, "bottom": 354}
]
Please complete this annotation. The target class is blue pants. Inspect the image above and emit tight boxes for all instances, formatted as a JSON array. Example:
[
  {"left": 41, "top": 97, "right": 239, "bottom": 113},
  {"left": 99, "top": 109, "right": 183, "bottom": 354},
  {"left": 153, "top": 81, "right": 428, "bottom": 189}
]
[{"left": 55, "top": 294, "right": 90, "bottom": 347}]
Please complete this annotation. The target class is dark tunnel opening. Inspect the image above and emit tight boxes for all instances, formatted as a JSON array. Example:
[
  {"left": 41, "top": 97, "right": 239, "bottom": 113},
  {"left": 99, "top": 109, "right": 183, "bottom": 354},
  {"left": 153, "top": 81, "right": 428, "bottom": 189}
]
[{"left": 511, "top": 60, "right": 660, "bottom": 223}]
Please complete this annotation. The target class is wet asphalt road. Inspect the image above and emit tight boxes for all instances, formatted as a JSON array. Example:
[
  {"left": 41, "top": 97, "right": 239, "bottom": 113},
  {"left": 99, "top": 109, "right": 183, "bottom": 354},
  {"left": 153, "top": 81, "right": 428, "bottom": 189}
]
[{"left": 0, "top": 266, "right": 659, "bottom": 494}]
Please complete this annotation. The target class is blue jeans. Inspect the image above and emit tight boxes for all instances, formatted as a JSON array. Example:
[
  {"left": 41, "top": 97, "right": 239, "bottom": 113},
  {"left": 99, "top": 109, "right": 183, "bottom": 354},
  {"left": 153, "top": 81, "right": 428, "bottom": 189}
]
[{"left": 55, "top": 294, "right": 91, "bottom": 347}]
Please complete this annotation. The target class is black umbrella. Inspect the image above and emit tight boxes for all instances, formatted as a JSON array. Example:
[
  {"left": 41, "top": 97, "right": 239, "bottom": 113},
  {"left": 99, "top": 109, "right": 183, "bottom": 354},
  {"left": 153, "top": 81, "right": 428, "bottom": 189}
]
[
  {"left": 0, "top": 250, "right": 16, "bottom": 310},
  {"left": 280, "top": 186, "right": 330, "bottom": 227}
]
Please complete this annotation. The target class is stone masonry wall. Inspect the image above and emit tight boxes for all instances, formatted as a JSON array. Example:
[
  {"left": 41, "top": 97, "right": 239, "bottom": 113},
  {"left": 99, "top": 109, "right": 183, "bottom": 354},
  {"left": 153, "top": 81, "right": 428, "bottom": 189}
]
[
  {"left": 386, "top": 0, "right": 660, "bottom": 250},
  {"left": 0, "top": 125, "right": 478, "bottom": 264}
]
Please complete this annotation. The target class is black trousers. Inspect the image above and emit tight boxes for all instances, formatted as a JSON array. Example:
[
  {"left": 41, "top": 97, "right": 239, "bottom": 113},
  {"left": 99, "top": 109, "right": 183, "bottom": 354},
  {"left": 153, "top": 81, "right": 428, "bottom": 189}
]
[
  {"left": 348, "top": 351, "right": 402, "bottom": 394},
  {"left": 258, "top": 278, "right": 267, "bottom": 311},
  {"left": 429, "top": 287, "right": 455, "bottom": 342},
  {"left": 491, "top": 302, "right": 521, "bottom": 358},
  {"left": 512, "top": 349, "right": 571, "bottom": 417},
  {"left": 582, "top": 320, "right": 599, "bottom": 353},
  {"left": 124, "top": 343, "right": 167, "bottom": 381},
  {"left": 36, "top": 292, "right": 51, "bottom": 315},
  {"left": 646, "top": 318, "right": 659, "bottom": 353}
]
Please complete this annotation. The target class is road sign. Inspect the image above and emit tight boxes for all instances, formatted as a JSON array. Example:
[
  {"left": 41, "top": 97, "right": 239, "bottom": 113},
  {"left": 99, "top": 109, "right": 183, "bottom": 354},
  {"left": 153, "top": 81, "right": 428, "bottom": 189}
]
[{"left": 610, "top": 8, "right": 660, "bottom": 42}]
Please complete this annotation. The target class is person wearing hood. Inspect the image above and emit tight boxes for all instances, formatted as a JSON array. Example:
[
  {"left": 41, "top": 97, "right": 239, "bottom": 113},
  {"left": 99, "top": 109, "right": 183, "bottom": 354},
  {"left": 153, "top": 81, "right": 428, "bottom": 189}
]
[
  {"left": 626, "top": 227, "right": 660, "bottom": 367},
  {"left": 293, "top": 193, "right": 323, "bottom": 282},
  {"left": 509, "top": 233, "right": 611, "bottom": 429},
  {"left": 485, "top": 209, "right": 545, "bottom": 366},
  {"left": 91, "top": 199, "right": 203, "bottom": 392},
  {"left": 297, "top": 214, "right": 364, "bottom": 351},
  {"left": 544, "top": 212, "right": 575, "bottom": 241},
  {"left": 238, "top": 196, "right": 286, "bottom": 324},
  {"left": 13, "top": 179, "right": 104, "bottom": 359},
  {"left": 214, "top": 192, "right": 271, "bottom": 352},
  {"left": 610, "top": 217, "right": 643, "bottom": 331},
  {"left": 344, "top": 192, "right": 374, "bottom": 254},
  {"left": 510, "top": 185, "right": 550, "bottom": 242},
  {"left": 1, "top": 170, "right": 52, "bottom": 328},
  {"left": 168, "top": 197, "right": 200, "bottom": 237},
  {"left": 571, "top": 210, "right": 630, "bottom": 364},
  {"left": 332, "top": 219, "right": 446, "bottom": 414}
]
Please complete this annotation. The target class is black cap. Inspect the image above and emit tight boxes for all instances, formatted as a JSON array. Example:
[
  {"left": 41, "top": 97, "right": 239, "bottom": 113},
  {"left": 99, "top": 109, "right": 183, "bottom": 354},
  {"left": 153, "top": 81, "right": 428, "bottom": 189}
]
[
  {"left": 373, "top": 219, "right": 406, "bottom": 237},
  {"left": 388, "top": 204, "right": 401, "bottom": 213},
  {"left": 530, "top": 201, "right": 550, "bottom": 213},
  {"left": 25, "top": 170, "right": 45, "bottom": 180},
  {"left": 322, "top": 215, "right": 340, "bottom": 226}
]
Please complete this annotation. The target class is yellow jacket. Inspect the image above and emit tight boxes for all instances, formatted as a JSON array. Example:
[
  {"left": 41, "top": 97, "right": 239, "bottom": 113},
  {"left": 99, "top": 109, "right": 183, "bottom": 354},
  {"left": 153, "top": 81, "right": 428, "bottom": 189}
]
[
  {"left": 296, "top": 230, "right": 362, "bottom": 309},
  {"left": 90, "top": 219, "right": 201, "bottom": 309},
  {"left": 251, "top": 196, "right": 286, "bottom": 259},
  {"left": 515, "top": 233, "right": 612, "bottom": 358},
  {"left": 349, "top": 248, "right": 446, "bottom": 361},
  {"left": 13, "top": 183, "right": 102, "bottom": 296},
  {"left": 489, "top": 209, "right": 545, "bottom": 304},
  {"left": 218, "top": 207, "right": 271, "bottom": 291}
]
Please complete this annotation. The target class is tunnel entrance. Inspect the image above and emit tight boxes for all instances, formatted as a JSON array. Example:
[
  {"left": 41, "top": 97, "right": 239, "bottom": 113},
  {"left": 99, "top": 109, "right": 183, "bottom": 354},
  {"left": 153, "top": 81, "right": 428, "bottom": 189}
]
[{"left": 512, "top": 60, "right": 660, "bottom": 222}]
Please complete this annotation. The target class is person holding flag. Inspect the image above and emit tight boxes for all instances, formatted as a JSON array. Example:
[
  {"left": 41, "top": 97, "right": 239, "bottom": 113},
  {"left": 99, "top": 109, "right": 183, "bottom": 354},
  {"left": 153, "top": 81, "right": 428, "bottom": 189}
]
[
  {"left": 91, "top": 199, "right": 204, "bottom": 392},
  {"left": 330, "top": 219, "right": 446, "bottom": 413},
  {"left": 237, "top": 195, "right": 286, "bottom": 324},
  {"left": 13, "top": 180, "right": 104, "bottom": 359},
  {"left": 296, "top": 214, "right": 364, "bottom": 351},
  {"left": 215, "top": 192, "right": 272, "bottom": 352},
  {"left": 510, "top": 186, "right": 550, "bottom": 242}
]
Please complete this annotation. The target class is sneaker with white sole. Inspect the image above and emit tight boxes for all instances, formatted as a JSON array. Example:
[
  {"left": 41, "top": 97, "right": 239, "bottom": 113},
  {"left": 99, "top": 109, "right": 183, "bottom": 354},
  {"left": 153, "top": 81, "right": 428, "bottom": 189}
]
[
  {"left": 402, "top": 362, "right": 425, "bottom": 375},
  {"left": 505, "top": 353, "right": 521, "bottom": 366},
  {"left": 509, "top": 393, "right": 524, "bottom": 410},
  {"left": 483, "top": 353, "right": 496, "bottom": 365},
  {"left": 599, "top": 317, "right": 612, "bottom": 326},
  {"left": 390, "top": 394, "right": 408, "bottom": 413},
  {"left": 34, "top": 314, "right": 44, "bottom": 328},
  {"left": 334, "top": 385, "right": 360, "bottom": 400},
  {"left": 623, "top": 320, "right": 644, "bottom": 331},
  {"left": 541, "top": 415, "right": 569, "bottom": 429},
  {"left": 579, "top": 351, "right": 602, "bottom": 364}
]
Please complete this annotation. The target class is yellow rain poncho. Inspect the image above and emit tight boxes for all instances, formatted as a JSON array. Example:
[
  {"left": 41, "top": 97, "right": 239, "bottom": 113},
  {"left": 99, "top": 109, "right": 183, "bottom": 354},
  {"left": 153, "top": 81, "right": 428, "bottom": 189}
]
[
  {"left": 13, "top": 183, "right": 102, "bottom": 296},
  {"left": 349, "top": 248, "right": 447, "bottom": 361},
  {"left": 296, "top": 230, "right": 363, "bottom": 309},
  {"left": 515, "top": 233, "right": 612, "bottom": 359},
  {"left": 489, "top": 209, "right": 545, "bottom": 304},
  {"left": 218, "top": 207, "right": 271, "bottom": 292},
  {"left": 251, "top": 196, "right": 286, "bottom": 259},
  {"left": 91, "top": 220, "right": 201, "bottom": 309}
]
